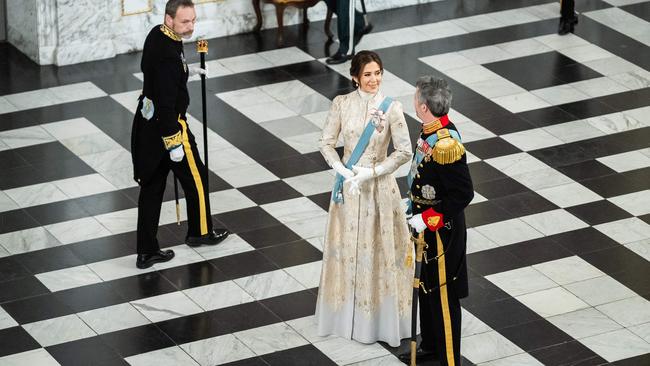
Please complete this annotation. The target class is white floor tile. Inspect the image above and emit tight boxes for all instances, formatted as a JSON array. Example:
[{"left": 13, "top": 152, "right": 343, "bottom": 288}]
[
  {"left": 543, "top": 119, "right": 606, "bottom": 144},
  {"left": 533, "top": 256, "right": 604, "bottom": 286},
  {"left": 492, "top": 92, "right": 552, "bottom": 113},
  {"left": 260, "top": 80, "right": 317, "bottom": 102},
  {"left": 313, "top": 336, "right": 391, "bottom": 365},
  {"left": 125, "top": 346, "right": 199, "bottom": 366},
  {"left": 215, "top": 163, "right": 278, "bottom": 187},
  {"left": 465, "top": 78, "right": 526, "bottom": 99},
  {"left": 599, "top": 150, "right": 650, "bottom": 173},
  {"left": 261, "top": 197, "right": 327, "bottom": 224},
  {"left": 0, "top": 125, "right": 55, "bottom": 148},
  {"left": 35, "top": 264, "right": 103, "bottom": 292},
  {"left": 0, "top": 306, "right": 18, "bottom": 330},
  {"left": 461, "top": 308, "right": 492, "bottom": 337},
  {"left": 452, "top": 14, "right": 504, "bottom": 32},
  {"left": 531, "top": 84, "right": 590, "bottom": 106},
  {"left": 537, "top": 182, "right": 602, "bottom": 208},
  {"left": 548, "top": 307, "right": 623, "bottom": 339},
  {"left": 597, "top": 296, "right": 650, "bottom": 327},
  {"left": 22, "top": 314, "right": 96, "bottom": 347},
  {"left": 569, "top": 77, "right": 629, "bottom": 98},
  {"left": 419, "top": 52, "right": 476, "bottom": 72},
  {"left": 486, "top": 153, "right": 550, "bottom": 177},
  {"left": 234, "top": 322, "right": 308, "bottom": 356},
  {"left": 60, "top": 132, "right": 122, "bottom": 157},
  {"left": 0, "top": 96, "right": 18, "bottom": 114},
  {"left": 461, "top": 331, "right": 523, "bottom": 364},
  {"left": 183, "top": 281, "right": 254, "bottom": 311},
  {"left": 608, "top": 190, "right": 650, "bottom": 216},
  {"left": 564, "top": 275, "right": 637, "bottom": 307},
  {"left": 535, "top": 33, "right": 590, "bottom": 50},
  {"left": 629, "top": 322, "right": 650, "bottom": 344},
  {"left": 258, "top": 47, "right": 314, "bottom": 66},
  {"left": 459, "top": 45, "right": 515, "bottom": 64},
  {"left": 182, "top": 334, "right": 255, "bottom": 364},
  {"left": 610, "top": 70, "right": 650, "bottom": 90},
  {"left": 478, "top": 352, "right": 544, "bottom": 366},
  {"left": 239, "top": 100, "right": 297, "bottom": 123},
  {"left": 283, "top": 171, "right": 334, "bottom": 196},
  {"left": 474, "top": 218, "right": 544, "bottom": 247},
  {"left": 208, "top": 189, "right": 257, "bottom": 215},
  {"left": 89, "top": 254, "right": 156, "bottom": 281},
  {"left": 4, "top": 182, "right": 69, "bottom": 208},
  {"left": 0, "top": 348, "right": 61, "bottom": 366},
  {"left": 234, "top": 269, "right": 305, "bottom": 301},
  {"left": 626, "top": 238, "right": 650, "bottom": 262},
  {"left": 283, "top": 131, "right": 322, "bottom": 154},
  {"left": 520, "top": 209, "right": 589, "bottom": 236},
  {"left": 412, "top": 20, "right": 468, "bottom": 41},
  {"left": 192, "top": 234, "right": 255, "bottom": 260},
  {"left": 516, "top": 287, "right": 589, "bottom": 317},
  {"left": 131, "top": 292, "right": 202, "bottom": 323},
  {"left": 454, "top": 120, "right": 497, "bottom": 142},
  {"left": 42, "top": 117, "right": 102, "bottom": 140},
  {"left": 78, "top": 303, "right": 150, "bottom": 334},
  {"left": 466, "top": 228, "right": 499, "bottom": 254},
  {"left": 152, "top": 245, "right": 204, "bottom": 271},
  {"left": 94, "top": 208, "right": 139, "bottom": 235},
  {"left": 595, "top": 217, "right": 650, "bottom": 244},
  {"left": 53, "top": 173, "right": 116, "bottom": 199},
  {"left": 580, "top": 328, "right": 650, "bottom": 362},
  {"left": 586, "top": 112, "right": 646, "bottom": 134},
  {"left": 445, "top": 65, "right": 502, "bottom": 85},
  {"left": 284, "top": 215, "right": 328, "bottom": 239},
  {"left": 219, "top": 53, "right": 274, "bottom": 73},
  {"left": 501, "top": 128, "right": 564, "bottom": 151},
  {"left": 284, "top": 261, "right": 322, "bottom": 289},
  {"left": 286, "top": 316, "right": 335, "bottom": 344},
  {"left": 583, "top": 56, "right": 644, "bottom": 76},
  {"left": 486, "top": 267, "right": 557, "bottom": 297},
  {"left": 0, "top": 227, "right": 62, "bottom": 255},
  {"left": 206, "top": 146, "right": 257, "bottom": 171},
  {"left": 48, "top": 82, "right": 106, "bottom": 103}
]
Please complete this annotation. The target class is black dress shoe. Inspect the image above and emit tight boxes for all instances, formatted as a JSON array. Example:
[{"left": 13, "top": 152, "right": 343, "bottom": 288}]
[
  {"left": 397, "top": 347, "right": 438, "bottom": 364},
  {"left": 185, "top": 228, "right": 230, "bottom": 247},
  {"left": 326, "top": 51, "right": 354, "bottom": 65},
  {"left": 136, "top": 249, "right": 175, "bottom": 269},
  {"left": 558, "top": 14, "right": 578, "bottom": 35}
]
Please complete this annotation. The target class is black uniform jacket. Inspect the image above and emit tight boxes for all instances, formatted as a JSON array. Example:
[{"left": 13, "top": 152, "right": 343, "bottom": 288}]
[
  {"left": 410, "top": 121, "right": 474, "bottom": 298},
  {"left": 131, "top": 25, "right": 190, "bottom": 185}
]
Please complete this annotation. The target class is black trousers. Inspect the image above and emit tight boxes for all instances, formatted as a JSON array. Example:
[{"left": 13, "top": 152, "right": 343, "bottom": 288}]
[
  {"left": 136, "top": 119, "right": 212, "bottom": 254},
  {"left": 325, "top": 0, "right": 365, "bottom": 55},
  {"left": 418, "top": 234, "right": 463, "bottom": 366},
  {"left": 561, "top": 0, "right": 576, "bottom": 19}
]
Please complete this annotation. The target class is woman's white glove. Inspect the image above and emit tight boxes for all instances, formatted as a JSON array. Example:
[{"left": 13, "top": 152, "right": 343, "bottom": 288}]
[
  {"left": 169, "top": 145, "right": 185, "bottom": 162},
  {"left": 408, "top": 214, "right": 427, "bottom": 233},
  {"left": 333, "top": 162, "right": 354, "bottom": 179},
  {"left": 345, "top": 165, "right": 386, "bottom": 196},
  {"left": 188, "top": 66, "right": 207, "bottom": 77}
]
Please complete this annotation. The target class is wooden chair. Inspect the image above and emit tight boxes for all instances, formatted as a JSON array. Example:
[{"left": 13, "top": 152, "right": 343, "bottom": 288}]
[{"left": 252, "top": 0, "right": 334, "bottom": 44}]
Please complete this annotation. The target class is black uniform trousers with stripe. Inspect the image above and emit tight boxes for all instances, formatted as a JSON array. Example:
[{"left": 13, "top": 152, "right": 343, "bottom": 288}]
[
  {"left": 325, "top": 0, "right": 365, "bottom": 55},
  {"left": 136, "top": 118, "right": 212, "bottom": 254},
  {"left": 418, "top": 215, "right": 468, "bottom": 366}
]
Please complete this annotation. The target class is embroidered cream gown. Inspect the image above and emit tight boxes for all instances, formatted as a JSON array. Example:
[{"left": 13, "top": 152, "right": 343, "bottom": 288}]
[{"left": 315, "top": 89, "right": 414, "bottom": 347}]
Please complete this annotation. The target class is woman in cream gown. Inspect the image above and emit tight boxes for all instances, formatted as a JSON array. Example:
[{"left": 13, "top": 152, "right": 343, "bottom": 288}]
[{"left": 315, "top": 51, "right": 414, "bottom": 347}]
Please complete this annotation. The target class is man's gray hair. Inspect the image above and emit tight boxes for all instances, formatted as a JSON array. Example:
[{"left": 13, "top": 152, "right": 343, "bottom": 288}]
[
  {"left": 415, "top": 76, "right": 452, "bottom": 117},
  {"left": 165, "top": 0, "right": 194, "bottom": 17}
]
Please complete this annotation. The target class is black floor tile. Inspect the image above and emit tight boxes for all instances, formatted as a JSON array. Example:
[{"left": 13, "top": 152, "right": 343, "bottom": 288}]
[
  {"left": 0, "top": 150, "right": 30, "bottom": 170},
  {"left": 262, "top": 154, "right": 325, "bottom": 179},
  {"left": 491, "top": 191, "right": 558, "bottom": 217},
  {"left": 464, "top": 138, "right": 521, "bottom": 160},
  {"left": 238, "top": 180, "right": 302, "bottom": 205},
  {"left": 622, "top": 1, "right": 650, "bottom": 22},
  {"left": 47, "top": 336, "right": 123, "bottom": 366},
  {"left": 262, "top": 344, "right": 336, "bottom": 366},
  {"left": 0, "top": 326, "right": 41, "bottom": 357},
  {"left": 529, "top": 143, "right": 592, "bottom": 169},
  {"left": 308, "top": 192, "right": 331, "bottom": 212},
  {"left": 73, "top": 191, "right": 136, "bottom": 216},
  {"left": 158, "top": 261, "right": 227, "bottom": 290},
  {"left": 0, "top": 257, "right": 30, "bottom": 283},
  {"left": 557, "top": 97, "right": 617, "bottom": 120},
  {"left": 580, "top": 173, "right": 641, "bottom": 198},
  {"left": 517, "top": 105, "right": 579, "bottom": 128},
  {"left": 0, "top": 276, "right": 49, "bottom": 303},
  {"left": 467, "top": 161, "right": 507, "bottom": 184},
  {"left": 557, "top": 160, "right": 617, "bottom": 181},
  {"left": 528, "top": 340, "right": 607, "bottom": 366},
  {"left": 551, "top": 227, "right": 620, "bottom": 255},
  {"left": 24, "top": 200, "right": 90, "bottom": 226},
  {"left": 157, "top": 301, "right": 280, "bottom": 345},
  {"left": 612, "top": 268, "right": 650, "bottom": 299},
  {"left": 474, "top": 177, "right": 530, "bottom": 199},
  {"left": 566, "top": 200, "right": 633, "bottom": 225},
  {"left": 106, "top": 272, "right": 177, "bottom": 303},
  {"left": 67, "top": 233, "right": 135, "bottom": 264},
  {"left": 14, "top": 246, "right": 85, "bottom": 274},
  {"left": 506, "top": 236, "right": 574, "bottom": 267},
  {"left": 100, "top": 324, "right": 175, "bottom": 358},
  {"left": 465, "top": 297, "right": 541, "bottom": 331},
  {"left": 260, "top": 239, "right": 322, "bottom": 268},
  {"left": 580, "top": 245, "right": 649, "bottom": 277},
  {"left": 640, "top": 213, "right": 650, "bottom": 226},
  {"left": 260, "top": 289, "right": 318, "bottom": 321},
  {"left": 467, "top": 246, "right": 527, "bottom": 276},
  {"left": 464, "top": 201, "right": 515, "bottom": 227},
  {"left": 54, "top": 282, "right": 127, "bottom": 313},
  {"left": 1, "top": 293, "right": 74, "bottom": 324},
  {"left": 210, "top": 251, "right": 279, "bottom": 280},
  {"left": 14, "top": 141, "right": 77, "bottom": 165},
  {"left": 499, "top": 319, "right": 573, "bottom": 352},
  {"left": 214, "top": 207, "right": 282, "bottom": 234},
  {"left": 613, "top": 353, "right": 650, "bottom": 366},
  {"left": 473, "top": 113, "right": 538, "bottom": 135},
  {"left": 0, "top": 209, "right": 40, "bottom": 234},
  {"left": 238, "top": 224, "right": 303, "bottom": 249},
  {"left": 483, "top": 52, "right": 601, "bottom": 90}
]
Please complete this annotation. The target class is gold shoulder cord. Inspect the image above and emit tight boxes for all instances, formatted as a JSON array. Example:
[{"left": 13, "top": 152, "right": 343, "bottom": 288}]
[
  {"left": 431, "top": 128, "right": 465, "bottom": 165},
  {"left": 160, "top": 24, "right": 182, "bottom": 41}
]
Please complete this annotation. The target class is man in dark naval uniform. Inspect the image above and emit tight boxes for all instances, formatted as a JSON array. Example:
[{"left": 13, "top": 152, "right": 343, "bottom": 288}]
[
  {"left": 399, "top": 76, "right": 473, "bottom": 366},
  {"left": 131, "top": 0, "right": 228, "bottom": 269}
]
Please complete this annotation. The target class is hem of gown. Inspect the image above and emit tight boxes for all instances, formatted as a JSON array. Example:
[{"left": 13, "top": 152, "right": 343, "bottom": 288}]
[{"left": 316, "top": 330, "right": 410, "bottom": 348}]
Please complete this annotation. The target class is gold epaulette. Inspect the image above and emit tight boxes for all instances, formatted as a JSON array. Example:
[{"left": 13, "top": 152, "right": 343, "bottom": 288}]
[
  {"left": 431, "top": 128, "right": 465, "bottom": 165},
  {"left": 160, "top": 24, "right": 182, "bottom": 42},
  {"left": 162, "top": 131, "right": 183, "bottom": 150}
]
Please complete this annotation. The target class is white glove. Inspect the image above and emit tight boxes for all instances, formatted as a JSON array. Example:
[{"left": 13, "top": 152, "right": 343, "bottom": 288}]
[
  {"left": 169, "top": 145, "right": 185, "bottom": 162},
  {"left": 188, "top": 66, "right": 207, "bottom": 77},
  {"left": 408, "top": 214, "right": 427, "bottom": 233},
  {"left": 333, "top": 162, "right": 354, "bottom": 180}
]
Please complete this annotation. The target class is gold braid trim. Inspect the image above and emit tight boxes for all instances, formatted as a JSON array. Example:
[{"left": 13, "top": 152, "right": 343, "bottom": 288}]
[
  {"left": 432, "top": 128, "right": 465, "bottom": 165},
  {"left": 162, "top": 131, "right": 183, "bottom": 150},
  {"left": 160, "top": 24, "right": 182, "bottom": 42}
]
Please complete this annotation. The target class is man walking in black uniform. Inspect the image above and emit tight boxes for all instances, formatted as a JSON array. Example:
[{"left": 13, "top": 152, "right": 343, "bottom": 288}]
[
  {"left": 559, "top": 0, "right": 578, "bottom": 35},
  {"left": 399, "top": 77, "right": 473, "bottom": 366},
  {"left": 131, "top": 0, "right": 229, "bottom": 269},
  {"left": 325, "top": 0, "right": 373, "bottom": 65}
]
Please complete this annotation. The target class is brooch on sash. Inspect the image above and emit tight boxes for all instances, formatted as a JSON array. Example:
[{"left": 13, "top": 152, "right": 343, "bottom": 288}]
[{"left": 368, "top": 107, "right": 387, "bottom": 133}]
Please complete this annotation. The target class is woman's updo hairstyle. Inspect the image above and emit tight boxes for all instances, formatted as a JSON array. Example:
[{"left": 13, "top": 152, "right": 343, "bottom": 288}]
[{"left": 349, "top": 51, "right": 383, "bottom": 88}]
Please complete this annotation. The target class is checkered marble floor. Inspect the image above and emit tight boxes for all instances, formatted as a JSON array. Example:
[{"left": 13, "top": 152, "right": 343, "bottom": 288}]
[{"left": 1, "top": 0, "right": 650, "bottom": 365}]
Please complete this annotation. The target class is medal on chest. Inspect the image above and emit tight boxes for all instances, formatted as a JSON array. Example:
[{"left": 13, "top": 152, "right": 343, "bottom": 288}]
[{"left": 421, "top": 185, "right": 436, "bottom": 200}]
